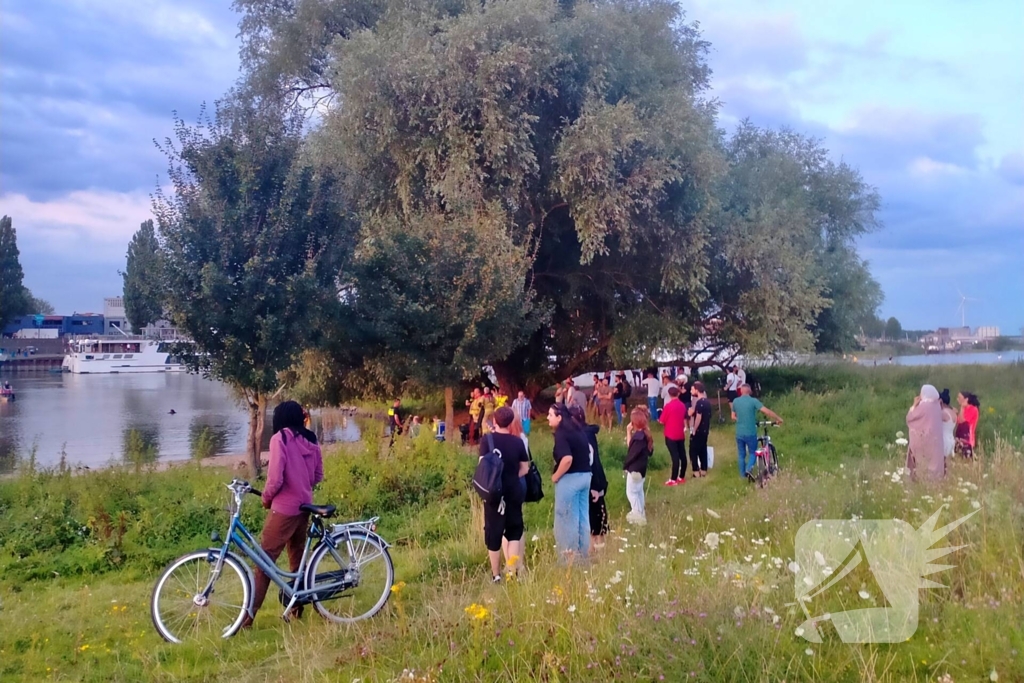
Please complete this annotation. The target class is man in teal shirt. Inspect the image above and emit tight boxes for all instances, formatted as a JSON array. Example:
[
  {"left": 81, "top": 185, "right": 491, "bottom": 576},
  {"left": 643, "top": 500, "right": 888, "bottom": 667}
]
[{"left": 731, "top": 384, "right": 783, "bottom": 479}]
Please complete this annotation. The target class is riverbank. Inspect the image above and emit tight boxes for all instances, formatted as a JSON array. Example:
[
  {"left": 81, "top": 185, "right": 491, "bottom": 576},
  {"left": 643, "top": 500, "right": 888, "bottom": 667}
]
[{"left": 1, "top": 365, "right": 1022, "bottom": 681}]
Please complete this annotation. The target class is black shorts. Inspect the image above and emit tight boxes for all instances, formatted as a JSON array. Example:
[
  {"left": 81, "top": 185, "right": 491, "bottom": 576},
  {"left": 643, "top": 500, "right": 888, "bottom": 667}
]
[
  {"left": 726, "top": 389, "right": 738, "bottom": 402},
  {"left": 484, "top": 499, "right": 524, "bottom": 552}
]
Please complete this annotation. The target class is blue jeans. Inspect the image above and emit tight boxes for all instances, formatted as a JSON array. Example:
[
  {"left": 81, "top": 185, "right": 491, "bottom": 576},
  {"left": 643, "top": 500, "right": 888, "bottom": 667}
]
[
  {"left": 522, "top": 418, "right": 531, "bottom": 435},
  {"left": 554, "top": 472, "right": 592, "bottom": 560},
  {"left": 737, "top": 435, "right": 757, "bottom": 477},
  {"left": 614, "top": 398, "right": 623, "bottom": 424},
  {"left": 647, "top": 397, "right": 658, "bottom": 419}
]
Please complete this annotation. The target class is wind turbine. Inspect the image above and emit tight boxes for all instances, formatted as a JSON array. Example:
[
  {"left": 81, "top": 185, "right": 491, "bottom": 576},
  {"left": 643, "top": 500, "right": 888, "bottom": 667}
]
[{"left": 956, "top": 289, "right": 980, "bottom": 328}]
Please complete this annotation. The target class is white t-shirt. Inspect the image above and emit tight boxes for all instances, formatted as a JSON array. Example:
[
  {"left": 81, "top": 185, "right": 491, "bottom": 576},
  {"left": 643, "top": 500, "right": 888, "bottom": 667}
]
[
  {"left": 725, "top": 372, "right": 738, "bottom": 391},
  {"left": 642, "top": 377, "right": 661, "bottom": 398},
  {"left": 736, "top": 368, "right": 747, "bottom": 386},
  {"left": 660, "top": 383, "right": 673, "bottom": 404}
]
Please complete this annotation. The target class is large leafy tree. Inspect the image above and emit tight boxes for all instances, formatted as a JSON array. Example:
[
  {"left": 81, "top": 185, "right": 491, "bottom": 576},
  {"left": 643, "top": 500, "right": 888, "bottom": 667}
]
[
  {"left": 154, "top": 99, "right": 355, "bottom": 477},
  {"left": 122, "top": 220, "right": 165, "bottom": 332},
  {"left": 239, "top": 0, "right": 720, "bottom": 392},
  {"left": 0, "top": 215, "right": 31, "bottom": 327}
]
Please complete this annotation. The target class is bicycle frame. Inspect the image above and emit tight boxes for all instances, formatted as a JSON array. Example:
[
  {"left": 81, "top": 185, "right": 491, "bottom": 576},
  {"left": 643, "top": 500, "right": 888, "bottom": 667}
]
[{"left": 200, "top": 485, "right": 368, "bottom": 618}]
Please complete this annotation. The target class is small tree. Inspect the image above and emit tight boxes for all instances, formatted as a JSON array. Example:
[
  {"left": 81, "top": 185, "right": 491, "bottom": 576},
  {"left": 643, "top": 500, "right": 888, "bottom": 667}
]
[
  {"left": 0, "top": 215, "right": 30, "bottom": 327},
  {"left": 154, "top": 99, "right": 354, "bottom": 478},
  {"left": 884, "top": 317, "right": 903, "bottom": 342},
  {"left": 122, "top": 220, "right": 165, "bottom": 332}
]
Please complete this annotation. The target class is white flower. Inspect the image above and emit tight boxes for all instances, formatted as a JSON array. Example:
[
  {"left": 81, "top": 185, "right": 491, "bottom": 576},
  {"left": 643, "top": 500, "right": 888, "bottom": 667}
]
[
  {"left": 858, "top": 590, "right": 871, "bottom": 599},
  {"left": 567, "top": 604, "right": 576, "bottom": 614},
  {"left": 895, "top": 438, "right": 908, "bottom": 447},
  {"left": 795, "top": 627, "right": 805, "bottom": 637},
  {"left": 896, "top": 430, "right": 905, "bottom": 438},
  {"left": 788, "top": 561, "right": 801, "bottom": 573},
  {"left": 972, "top": 501, "right": 981, "bottom": 509},
  {"left": 626, "top": 584, "right": 634, "bottom": 595},
  {"left": 990, "top": 670, "right": 998, "bottom": 682},
  {"left": 814, "top": 551, "right": 826, "bottom": 566},
  {"left": 706, "top": 508, "right": 721, "bottom": 519},
  {"left": 531, "top": 534, "right": 540, "bottom": 542},
  {"left": 805, "top": 648, "right": 814, "bottom": 656},
  {"left": 686, "top": 515, "right": 694, "bottom": 522},
  {"left": 803, "top": 576, "right": 814, "bottom": 586},
  {"left": 704, "top": 532, "right": 721, "bottom": 550}
]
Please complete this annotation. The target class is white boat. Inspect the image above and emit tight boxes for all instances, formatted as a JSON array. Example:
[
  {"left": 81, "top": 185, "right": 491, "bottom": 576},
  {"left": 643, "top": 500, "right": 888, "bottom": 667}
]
[{"left": 63, "top": 338, "right": 187, "bottom": 374}]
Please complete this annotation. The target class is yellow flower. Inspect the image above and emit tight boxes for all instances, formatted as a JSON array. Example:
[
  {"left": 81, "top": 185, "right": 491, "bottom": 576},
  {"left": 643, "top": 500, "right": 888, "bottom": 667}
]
[
  {"left": 78, "top": 644, "right": 90, "bottom": 652},
  {"left": 464, "top": 603, "right": 490, "bottom": 621},
  {"left": 390, "top": 581, "right": 407, "bottom": 594}
]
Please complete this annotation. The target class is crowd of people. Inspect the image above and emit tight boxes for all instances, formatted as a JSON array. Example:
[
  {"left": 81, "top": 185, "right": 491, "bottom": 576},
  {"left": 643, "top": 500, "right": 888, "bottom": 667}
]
[{"left": 905, "top": 385, "right": 982, "bottom": 480}]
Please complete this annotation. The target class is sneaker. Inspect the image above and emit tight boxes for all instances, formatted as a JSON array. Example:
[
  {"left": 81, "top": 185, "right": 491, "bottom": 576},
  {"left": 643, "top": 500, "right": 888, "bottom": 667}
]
[
  {"left": 491, "top": 575, "right": 502, "bottom": 584},
  {"left": 664, "top": 479, "right": 678, "bottom": 486},
  {"left": 676, "top": 477, "right": 686, "bottom": 484}
]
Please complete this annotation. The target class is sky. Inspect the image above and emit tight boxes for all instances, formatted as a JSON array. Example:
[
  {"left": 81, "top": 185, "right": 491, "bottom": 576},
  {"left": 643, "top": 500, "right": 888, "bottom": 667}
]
[{"left": 2, "top": 0, "right": 1022, "bottom": 333}]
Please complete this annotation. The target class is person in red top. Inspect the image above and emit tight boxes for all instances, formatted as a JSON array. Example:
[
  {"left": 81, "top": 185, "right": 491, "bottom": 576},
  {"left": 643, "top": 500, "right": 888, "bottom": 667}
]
[
  {"left": 659, "top": 385, "right": 688, "bottom": 485},
  {"left": 241, "top": 400, "right": 324, "bottom": 628},
  {"left": 955, "top": 391, "right": 980, "bottom": 458}
]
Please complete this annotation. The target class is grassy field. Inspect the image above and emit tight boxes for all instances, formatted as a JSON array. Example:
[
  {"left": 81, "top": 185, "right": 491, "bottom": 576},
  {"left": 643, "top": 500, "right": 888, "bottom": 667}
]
[{"left": 1, "top": 364, "right": 1022, "bottom": 682}]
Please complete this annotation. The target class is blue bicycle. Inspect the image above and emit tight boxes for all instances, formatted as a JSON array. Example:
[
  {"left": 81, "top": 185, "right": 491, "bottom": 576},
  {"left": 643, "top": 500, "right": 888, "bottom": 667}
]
[{"left": 150, "top": 479, "right": 393, "bottom": 643}]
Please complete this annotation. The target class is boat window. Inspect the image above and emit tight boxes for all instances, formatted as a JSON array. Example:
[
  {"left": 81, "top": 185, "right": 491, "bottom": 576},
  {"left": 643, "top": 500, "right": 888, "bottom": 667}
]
[
  {"left": 112, "top": 354, "right": 123, "bottom": 359},
  {"left": 124, "top": 354, "right": 134, "bottom": 359}
]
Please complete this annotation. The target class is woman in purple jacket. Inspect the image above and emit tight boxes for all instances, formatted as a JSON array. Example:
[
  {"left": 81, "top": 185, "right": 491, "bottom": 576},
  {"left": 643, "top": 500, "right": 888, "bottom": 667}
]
[{"left": 241, "top": 401, "right": 324, "bottom": 628}]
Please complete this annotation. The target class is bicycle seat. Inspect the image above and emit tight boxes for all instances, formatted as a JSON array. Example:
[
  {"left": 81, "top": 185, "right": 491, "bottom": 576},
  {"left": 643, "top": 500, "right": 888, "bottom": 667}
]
[{"left": 299, "top": 503, "right": 337, "bottom": 518}]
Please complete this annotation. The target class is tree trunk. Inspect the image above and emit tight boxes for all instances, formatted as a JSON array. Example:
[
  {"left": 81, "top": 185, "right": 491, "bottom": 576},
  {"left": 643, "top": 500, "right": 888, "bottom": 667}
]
[
  {"left": 444, "top": 386, "right": 455, "bottom": 442},
  {"left": 246, "top": 391, "right": 265, "bottom": 480}
]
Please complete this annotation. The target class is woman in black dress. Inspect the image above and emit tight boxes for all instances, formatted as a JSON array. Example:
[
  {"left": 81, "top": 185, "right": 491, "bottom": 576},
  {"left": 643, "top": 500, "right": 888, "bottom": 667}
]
[{"left": 569, "top": 405, "right": 609, "bottom": 550}]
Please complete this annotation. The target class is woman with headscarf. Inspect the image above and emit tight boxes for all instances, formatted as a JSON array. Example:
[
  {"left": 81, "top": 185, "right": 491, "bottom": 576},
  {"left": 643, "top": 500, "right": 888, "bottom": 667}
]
[
  {"left": 939, "top": 389, "right": 957, "bottom": 458},
  {"left": 906, "top": 385, "right": 945, "bottom": 481}
]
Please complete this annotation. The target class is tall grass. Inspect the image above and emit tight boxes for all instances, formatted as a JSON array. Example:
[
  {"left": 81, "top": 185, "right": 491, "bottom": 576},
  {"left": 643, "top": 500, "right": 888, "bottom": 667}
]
[{"left": 0, "top": 365, "right": 1021, "bottom": 682}]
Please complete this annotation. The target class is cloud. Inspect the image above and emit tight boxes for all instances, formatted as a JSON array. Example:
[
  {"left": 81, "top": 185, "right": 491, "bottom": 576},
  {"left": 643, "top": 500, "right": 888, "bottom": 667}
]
[
  {"left": 1, "top": 190, "right": 153, "bottom": 259},
  {"left": 997, "top": 152, "right": 1024, "bottom": 186}
]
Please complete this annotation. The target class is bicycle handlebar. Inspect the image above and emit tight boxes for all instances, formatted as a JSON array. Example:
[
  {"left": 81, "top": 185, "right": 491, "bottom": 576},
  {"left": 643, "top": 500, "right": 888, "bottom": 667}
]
[
  {"left": 249, "top": 487, "right": 262, "bottom": 496},
  {"left": 757, "top": 421, "right": 781, "bottom": 427}
]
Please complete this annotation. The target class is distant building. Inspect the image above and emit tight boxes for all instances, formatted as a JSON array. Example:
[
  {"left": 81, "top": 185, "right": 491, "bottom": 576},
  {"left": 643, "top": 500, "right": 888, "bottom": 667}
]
[
  {"left": 103, "top": 296, "right": 130, "bottom": 335},
  {"left": 2, "top": 314, "right": 105, "bottom": 338},
  {"left": 975, "top": 326, "right": 1000, "bottom": 340}
]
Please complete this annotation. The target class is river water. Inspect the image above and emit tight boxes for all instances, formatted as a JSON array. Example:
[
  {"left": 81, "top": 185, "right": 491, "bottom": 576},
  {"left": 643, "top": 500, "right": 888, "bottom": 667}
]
[
  {"left": 0, "top": 373, "right": 361, "bottom": 473},
  {"left": 856, "top": 351, "right": 1024, "bottom": 366}
]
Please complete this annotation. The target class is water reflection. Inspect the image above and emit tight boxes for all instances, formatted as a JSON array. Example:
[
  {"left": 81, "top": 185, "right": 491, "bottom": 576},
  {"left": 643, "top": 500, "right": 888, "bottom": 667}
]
[{"left": 0, "top": 373, "right": 363, "bottom": 470}]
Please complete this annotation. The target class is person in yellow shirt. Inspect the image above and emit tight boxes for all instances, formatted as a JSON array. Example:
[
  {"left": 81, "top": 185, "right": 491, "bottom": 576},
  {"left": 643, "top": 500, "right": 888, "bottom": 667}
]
[
  {"left": 494, "top": 386, "right": 509, "bottom": 408},
  {"left": 467, "top": 388, "right": 484, "bottom": 444},
  {"left": 481, "top": 387, "right": 497, "bottom": 434}
]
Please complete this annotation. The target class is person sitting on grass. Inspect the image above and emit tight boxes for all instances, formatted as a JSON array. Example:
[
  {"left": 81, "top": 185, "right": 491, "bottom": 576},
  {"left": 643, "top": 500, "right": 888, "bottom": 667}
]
[
  {"left": 479, "top": 407, "right": 530, "bottom": 582},
  {"left": 731, "top": 384, "right": 783, "bottom": 480},
  {"left": 241, "top": 400, "right": 323, "bottom": 629}
]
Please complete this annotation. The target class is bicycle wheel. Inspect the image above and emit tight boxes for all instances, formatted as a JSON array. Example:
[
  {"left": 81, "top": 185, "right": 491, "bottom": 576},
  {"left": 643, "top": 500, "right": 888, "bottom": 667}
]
[
  {"left": 151, "top": 550, "right": 251, "bottom": 643},
  {"left": 307, "top": 531, "right": 393, "bottom": 623},
  {"left": 767, "top": 443, "right": 780, "bottom": 475}
]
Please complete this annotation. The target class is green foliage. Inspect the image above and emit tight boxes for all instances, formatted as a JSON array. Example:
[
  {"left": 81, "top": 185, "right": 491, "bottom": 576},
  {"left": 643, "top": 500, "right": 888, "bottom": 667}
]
[
  {"left": 122, "top": 219, "right": 165, "bottom": 331},
  {"left": 0, "top": 215, "right": 30, "bottom": 327},
  {"left": 884, "top": 316, "right": 903, "bottom": 341},
  {"left": 154, "top": 98, "right": 358, "bottom": 474}
]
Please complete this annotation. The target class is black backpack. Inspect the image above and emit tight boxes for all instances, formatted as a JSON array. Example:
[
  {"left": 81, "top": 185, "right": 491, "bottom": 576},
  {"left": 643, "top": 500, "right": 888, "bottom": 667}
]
[
  {"left": 623, "top": 381, "right": 633, "bottom": 399},
  {"left": 472, "top": 434, "right": 504, "bottom": 506}
]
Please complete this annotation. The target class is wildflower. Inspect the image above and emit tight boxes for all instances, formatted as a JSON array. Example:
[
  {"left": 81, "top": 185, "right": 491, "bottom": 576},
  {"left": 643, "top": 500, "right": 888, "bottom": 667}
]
[
  {"left": 788, "top": 561, "right": 801, "bottom": 573},
  {"left": 78, "top": 644, "right": 90, "bottom": 652},
  {"left": 390, "top": 581, "right": 407, "bottom": 594},
  {"left": 685, "top": 515, "right": 694, "bottom": 522},
  {"left": 703, "top": 532, "right": 721, "bottom": 550},
  {"left": 567, "top": 605, "right": 576, "bottom": 614},
  {"left": 858, "top": 590, "right": 871, "bottom": 600},
  {"left": 972, "top": 501, "right": 981, "bottom": 509},
  {"left": 794, "top": 627, "right": 805, "bottom": 637},
  {"left": 990, "top": 669, "right": 998, "bottom": 682},
  {"left": 706, "top": 508, "right": 720, "bottom": 519},
  {"left": 895, "top": 438, "right": 908, "bottom": 447},
  {"left": 896, "top": 431, "right": 905, "bottom": 438},
  {"left": 464, "top": 603, "right": 490, "bottom": 621},
  {"left": 531, "top": 534, "right": 540, "bottom": 542},
  {"left": 814, "top": 551, "right": 826, "bottom": 566},
  {"left": 805, "top": 648, "right": 814, "bottom": 656}
]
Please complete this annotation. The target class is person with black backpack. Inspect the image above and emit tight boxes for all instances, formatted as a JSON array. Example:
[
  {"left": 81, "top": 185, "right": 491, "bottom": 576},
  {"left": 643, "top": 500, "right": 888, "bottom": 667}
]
[{"left": 476, "top": 407, "right": 530, "bottom": 582}]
